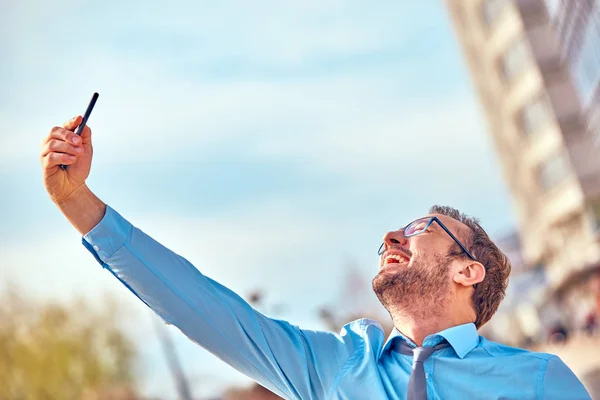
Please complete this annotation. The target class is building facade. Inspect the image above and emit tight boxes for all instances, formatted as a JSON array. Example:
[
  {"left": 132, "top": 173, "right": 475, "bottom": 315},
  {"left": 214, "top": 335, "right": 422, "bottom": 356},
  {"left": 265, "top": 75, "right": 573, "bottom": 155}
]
[
  {"left": 444, "top": 0, "right": 600, "bottom": 337},
  {"left": 545, "top": 0, "right": 600, "bottom": 144}
]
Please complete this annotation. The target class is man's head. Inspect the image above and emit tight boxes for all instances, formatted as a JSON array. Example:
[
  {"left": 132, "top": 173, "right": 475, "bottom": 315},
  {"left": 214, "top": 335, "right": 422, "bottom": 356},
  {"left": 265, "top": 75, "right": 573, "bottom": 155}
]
[{"left": 372, "top": 205, "right": 511, "bottom": 329}]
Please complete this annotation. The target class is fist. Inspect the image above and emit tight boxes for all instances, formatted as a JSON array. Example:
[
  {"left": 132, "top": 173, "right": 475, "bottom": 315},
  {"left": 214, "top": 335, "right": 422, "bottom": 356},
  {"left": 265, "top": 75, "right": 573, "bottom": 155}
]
[{"left": 40, "top": 116, "right": 93, "bottom": 203}]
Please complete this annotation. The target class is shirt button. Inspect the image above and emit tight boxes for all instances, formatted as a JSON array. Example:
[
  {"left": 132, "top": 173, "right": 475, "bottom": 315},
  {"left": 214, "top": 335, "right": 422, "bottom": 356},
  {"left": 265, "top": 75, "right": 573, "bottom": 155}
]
[
  {"left": 93, "top": 245, "right": 100, "bottom": 251},
  {"left": 425, "top": 373, "right": 429, "bottom": 379}
]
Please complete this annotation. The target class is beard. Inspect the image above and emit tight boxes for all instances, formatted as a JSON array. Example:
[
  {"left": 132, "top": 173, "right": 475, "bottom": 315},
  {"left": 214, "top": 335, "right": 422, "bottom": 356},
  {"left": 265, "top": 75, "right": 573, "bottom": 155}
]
[{"left": 372, "top": 252, "right": 452, "bottom": 320}]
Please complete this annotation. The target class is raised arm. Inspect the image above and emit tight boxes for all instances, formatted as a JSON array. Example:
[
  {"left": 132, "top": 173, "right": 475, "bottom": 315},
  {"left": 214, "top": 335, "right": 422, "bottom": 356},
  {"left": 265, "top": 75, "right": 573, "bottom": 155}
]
[
  {"left": 40, "top": 118, "right": 358, "bottom": 399},
  {"left": 81, "top": 205, "right": 359, "bottom": 399}
]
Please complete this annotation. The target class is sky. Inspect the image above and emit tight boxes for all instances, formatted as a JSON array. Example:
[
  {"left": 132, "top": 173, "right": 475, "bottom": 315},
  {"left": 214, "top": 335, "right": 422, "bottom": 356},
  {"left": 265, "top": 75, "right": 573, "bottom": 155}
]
[{"left": 1, "top": 0, "right": 517, "bottom": 398}]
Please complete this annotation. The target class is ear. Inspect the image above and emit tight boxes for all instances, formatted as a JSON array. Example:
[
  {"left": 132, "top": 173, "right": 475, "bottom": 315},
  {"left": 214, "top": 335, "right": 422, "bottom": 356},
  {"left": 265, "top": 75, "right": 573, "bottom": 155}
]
[{"left": 453, "top": 262, "right": 485, "bottom": 288}]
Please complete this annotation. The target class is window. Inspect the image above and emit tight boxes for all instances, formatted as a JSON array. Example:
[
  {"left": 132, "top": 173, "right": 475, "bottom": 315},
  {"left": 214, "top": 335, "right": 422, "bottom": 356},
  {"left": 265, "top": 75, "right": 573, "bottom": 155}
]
[
  {"left": 482, "top": 0, "right": 509, "bottom": 26},
  {"left": 571, "top": 8, "right": 600, "bottom": 106},
  {"left": 590, "top": 200, "right": 600, "bottom": 230},
  {"left": 591, "top": 108, "right": 600, "bottom": 147},
  {"left": 544, "top": 0, "right": 561, "bottom": 19},
  {"left": 500, "top": 37, "right": 533, "bottom": 82},
  {"left": 519, "top": 95, "right": 553, "bottom": 135},
  {"left": 538, "top": 152, "right": 571, "bottom": 191}
]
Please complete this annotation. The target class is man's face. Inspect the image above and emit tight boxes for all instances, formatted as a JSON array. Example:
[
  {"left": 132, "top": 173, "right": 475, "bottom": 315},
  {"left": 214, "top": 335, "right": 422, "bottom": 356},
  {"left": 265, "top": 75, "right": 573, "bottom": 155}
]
[{"left": 372, "top": 214, "right": 470, "bottom": 315}]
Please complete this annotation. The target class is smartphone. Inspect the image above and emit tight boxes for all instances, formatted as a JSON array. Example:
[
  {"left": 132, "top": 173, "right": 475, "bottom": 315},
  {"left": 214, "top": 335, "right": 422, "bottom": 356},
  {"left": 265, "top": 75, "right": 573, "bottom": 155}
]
[{"left": 60, "top": 92, "right": 99, "bottom": 170}]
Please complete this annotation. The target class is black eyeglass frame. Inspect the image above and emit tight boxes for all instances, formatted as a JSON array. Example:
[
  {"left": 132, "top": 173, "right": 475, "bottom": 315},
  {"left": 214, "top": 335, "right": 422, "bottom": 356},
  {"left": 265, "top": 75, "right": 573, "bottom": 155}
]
[{"left": 378, "top": 216, "right": 477, "bottom": 261}]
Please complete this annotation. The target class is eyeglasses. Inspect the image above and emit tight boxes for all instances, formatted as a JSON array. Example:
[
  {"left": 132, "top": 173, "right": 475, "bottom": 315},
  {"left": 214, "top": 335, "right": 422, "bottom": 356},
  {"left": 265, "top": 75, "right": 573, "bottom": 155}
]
[{"left": 377, "top": 216, "right": 477, "bottom": 261}]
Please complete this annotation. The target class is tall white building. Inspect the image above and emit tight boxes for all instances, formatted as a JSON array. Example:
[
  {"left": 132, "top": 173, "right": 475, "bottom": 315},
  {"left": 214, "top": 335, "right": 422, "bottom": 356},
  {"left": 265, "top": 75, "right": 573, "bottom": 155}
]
[
  {"left": 444, "top": 0, "right": 600, "bottom": 335},
  {"left": 545, "top": 0, "right": 600, "bottom": 144}
]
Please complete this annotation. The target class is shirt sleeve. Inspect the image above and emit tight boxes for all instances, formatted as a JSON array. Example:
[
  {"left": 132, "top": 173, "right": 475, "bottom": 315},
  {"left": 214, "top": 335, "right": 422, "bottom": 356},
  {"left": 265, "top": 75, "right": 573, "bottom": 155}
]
[
  {"left": 82, "top": 205, "right": 355, "bottom": 400},
  {"left": 542, "top": 356, "right": 591, "bottom": 399}
]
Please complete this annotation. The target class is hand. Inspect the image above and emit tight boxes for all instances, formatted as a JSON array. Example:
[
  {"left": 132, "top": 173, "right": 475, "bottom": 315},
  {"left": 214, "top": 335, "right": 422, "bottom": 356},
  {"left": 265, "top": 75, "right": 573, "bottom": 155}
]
[{"left": 40, "top": 116, "right": 93, "bottom": 204}]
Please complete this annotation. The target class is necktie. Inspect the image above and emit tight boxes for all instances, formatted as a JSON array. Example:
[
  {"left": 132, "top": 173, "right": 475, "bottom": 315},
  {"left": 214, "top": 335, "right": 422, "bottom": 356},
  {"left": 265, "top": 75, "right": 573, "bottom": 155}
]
[{"left": 396, "top": 341, "right": 450, "bottom": 400}]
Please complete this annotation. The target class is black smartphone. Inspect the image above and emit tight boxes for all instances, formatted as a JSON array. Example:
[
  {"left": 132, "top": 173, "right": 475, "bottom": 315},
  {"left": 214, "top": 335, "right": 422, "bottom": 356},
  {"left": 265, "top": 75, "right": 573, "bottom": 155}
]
[{"left": 60, "top": 92, "right": 99, "bottom": 170}]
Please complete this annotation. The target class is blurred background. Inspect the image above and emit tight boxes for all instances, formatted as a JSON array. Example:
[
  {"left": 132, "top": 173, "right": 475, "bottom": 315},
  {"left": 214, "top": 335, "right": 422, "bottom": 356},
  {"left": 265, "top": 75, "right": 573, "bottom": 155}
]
[{"left": 1, "top": 0, "right": 599, "bottom": 398}]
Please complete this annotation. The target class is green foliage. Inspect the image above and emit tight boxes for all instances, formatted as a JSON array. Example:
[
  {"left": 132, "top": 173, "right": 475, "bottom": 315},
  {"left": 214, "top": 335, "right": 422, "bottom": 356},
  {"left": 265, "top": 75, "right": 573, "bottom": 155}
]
[{"left": 0, "top": 288, "right": 138, "bottom": 400}]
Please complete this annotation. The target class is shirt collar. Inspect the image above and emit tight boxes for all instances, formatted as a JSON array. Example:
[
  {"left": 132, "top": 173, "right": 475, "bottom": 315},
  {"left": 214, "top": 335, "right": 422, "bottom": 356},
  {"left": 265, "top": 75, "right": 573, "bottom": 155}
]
[
  {"left": 379, "top": 329, "right": 412, "bottom": 358},
  {"left": 379, "top": 323, "right": 479, "bottom": 359},
  {"left": 434, "top": 323, "right": 479, "bottom": 358}
]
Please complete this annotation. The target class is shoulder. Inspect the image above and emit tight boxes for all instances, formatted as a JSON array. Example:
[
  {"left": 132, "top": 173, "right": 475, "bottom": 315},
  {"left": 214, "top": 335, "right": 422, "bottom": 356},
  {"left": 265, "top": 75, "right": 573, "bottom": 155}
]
[
  {"left": 477, "top": 338, "right": 590, "bottom": 397},
  {"left": 541, "top": 355, "right": 591, "bottom": 399},
  {"left": 298, "top": 318, "right": 385, "bottom": 353},
  {"left": 337, "top": 318, "right": 387, "bottom": 349},
  {"left": 344, "top": 318, "right": 386, "bottom": 333},
  {"left": 477, "top": 336, "right": 555, "bottom": 361}
]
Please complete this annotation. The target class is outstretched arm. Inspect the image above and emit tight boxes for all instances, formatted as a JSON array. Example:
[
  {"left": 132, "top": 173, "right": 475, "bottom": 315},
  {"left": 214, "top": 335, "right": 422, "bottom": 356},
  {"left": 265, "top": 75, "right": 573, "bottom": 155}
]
[
  {"left": 40, "top": 118, "right": 358, "bottom": 399},
  {"left": 82, "top": 205, "right": 354, "bottom": 399}
]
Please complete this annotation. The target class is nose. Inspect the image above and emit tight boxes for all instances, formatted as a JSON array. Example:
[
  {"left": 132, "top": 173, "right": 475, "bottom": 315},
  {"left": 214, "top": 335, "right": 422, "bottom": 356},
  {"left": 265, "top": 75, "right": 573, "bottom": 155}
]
[{"left": 379, "top": 230, "right": 408, "bottom": 254}]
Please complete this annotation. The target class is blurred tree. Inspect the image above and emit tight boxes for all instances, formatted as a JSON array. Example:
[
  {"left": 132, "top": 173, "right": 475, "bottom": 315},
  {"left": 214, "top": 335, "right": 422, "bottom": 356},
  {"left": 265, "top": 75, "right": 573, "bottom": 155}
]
[
  {"left": 222, "top": 383, "right": 283, "bottom": 400},
  {"left": 0, "top": 288, "right": 140, "bottom": 400}
]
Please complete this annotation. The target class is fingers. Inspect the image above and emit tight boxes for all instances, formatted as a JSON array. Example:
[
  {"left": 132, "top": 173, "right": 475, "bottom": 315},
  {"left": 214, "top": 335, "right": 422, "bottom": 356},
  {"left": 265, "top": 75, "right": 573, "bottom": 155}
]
[
  {"left": 41, "top": 152, "right": 77, "bottom": 169},
  {"left": 43, "top": 125, "right": 83, "bottom": 148},
  {"left": 63, "top": 115, "right": 82, "bottom": 131},
  {"left": 40, "top": 117, "right": 93, "bottom": 171},
  {"left": 62, "top": 115, "right": 92, "bottom": 143},
  {"left": 40, "top": 138, "right": 84, "bottom": 158},
  {"left": 40, "top": 121, "right": 86, "bottom": 168},
  {"left": 78, "top": 123, "right": 92, "bottom": 144}
]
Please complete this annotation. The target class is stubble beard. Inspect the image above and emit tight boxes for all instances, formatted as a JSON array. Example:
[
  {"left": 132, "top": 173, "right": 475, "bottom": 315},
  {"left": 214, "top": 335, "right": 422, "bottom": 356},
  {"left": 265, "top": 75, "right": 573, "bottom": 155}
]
[{"left": 372, "top": 253, "right": 452, "bottom": 321}]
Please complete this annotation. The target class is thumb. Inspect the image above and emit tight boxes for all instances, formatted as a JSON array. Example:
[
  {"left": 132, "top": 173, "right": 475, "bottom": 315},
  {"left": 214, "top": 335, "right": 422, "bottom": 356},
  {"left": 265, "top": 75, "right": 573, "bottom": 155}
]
[
  {"left": 79, "top": 123, "right": 92, "bottom": 145},
  {"left": 63, "top": 115, "right": 82, "bottom": 131}
]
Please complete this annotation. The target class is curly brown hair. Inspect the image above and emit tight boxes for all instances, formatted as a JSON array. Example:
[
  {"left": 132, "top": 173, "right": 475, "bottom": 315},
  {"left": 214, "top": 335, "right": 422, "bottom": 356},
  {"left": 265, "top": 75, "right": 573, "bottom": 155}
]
[{"left": 429, "top": 205, "right": 511, "bottom": 329}]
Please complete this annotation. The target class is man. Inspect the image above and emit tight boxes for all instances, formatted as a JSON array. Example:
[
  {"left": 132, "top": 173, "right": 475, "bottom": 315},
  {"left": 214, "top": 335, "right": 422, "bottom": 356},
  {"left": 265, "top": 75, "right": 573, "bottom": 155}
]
[{"left": 40, "top": 116, "right": 591, "bottom": 399}]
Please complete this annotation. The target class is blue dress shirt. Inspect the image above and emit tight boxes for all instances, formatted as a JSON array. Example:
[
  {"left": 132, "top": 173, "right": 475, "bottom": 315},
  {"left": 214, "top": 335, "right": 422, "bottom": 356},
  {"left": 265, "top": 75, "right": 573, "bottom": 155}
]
[{"left": 82, "top": 206, "right": 591, "bottom": 400}]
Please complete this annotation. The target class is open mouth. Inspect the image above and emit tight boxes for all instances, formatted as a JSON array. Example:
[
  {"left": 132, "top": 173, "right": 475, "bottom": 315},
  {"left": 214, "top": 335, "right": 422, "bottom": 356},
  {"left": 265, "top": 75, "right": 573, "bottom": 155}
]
[{"left": 383, "top": 254, "right": 410, "bottom": 265}]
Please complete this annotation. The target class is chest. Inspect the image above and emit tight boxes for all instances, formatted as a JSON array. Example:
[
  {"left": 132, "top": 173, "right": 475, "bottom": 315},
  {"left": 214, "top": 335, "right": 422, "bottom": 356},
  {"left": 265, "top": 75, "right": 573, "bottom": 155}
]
[{"left": 327, "top": 354, "right": 539, "bottom": 400}]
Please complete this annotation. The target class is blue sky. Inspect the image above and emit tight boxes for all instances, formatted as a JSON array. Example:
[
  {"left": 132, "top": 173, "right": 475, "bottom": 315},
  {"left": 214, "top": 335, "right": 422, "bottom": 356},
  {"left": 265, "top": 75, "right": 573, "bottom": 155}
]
[{"left": 1, "top": 0, "right": 516, "bottom": 398}]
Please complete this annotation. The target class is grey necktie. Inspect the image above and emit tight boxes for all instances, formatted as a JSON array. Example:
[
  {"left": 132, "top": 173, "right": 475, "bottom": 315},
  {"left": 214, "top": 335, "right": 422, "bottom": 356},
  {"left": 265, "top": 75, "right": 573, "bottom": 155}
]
[{"left": 396, "top": 341, "right": 450, "bottom": 400}]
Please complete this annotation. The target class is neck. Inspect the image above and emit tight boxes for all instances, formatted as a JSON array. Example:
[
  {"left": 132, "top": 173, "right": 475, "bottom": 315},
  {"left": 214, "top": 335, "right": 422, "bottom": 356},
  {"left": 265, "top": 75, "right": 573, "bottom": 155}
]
[{"left": 388, "top": 299, "right": 475, "bottom": 346}]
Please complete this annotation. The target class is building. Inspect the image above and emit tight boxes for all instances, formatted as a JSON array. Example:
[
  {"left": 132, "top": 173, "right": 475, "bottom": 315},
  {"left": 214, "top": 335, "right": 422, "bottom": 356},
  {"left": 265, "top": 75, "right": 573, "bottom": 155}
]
[
  {"left": 478, "top": 231, "right": 547, "bottom": 345},
  {"left": 545, "top": 0, "right": 600, "bottom": 143},
  {"left": 443, "top": 0, "right": 600, "bottom": 336}
]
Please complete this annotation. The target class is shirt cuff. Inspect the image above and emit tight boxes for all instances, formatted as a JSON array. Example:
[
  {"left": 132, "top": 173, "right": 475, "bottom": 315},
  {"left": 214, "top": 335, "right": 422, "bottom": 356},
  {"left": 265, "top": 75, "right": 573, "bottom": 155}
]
[{"left": 82, "top": 205, "right": 133, "bottom": 263}]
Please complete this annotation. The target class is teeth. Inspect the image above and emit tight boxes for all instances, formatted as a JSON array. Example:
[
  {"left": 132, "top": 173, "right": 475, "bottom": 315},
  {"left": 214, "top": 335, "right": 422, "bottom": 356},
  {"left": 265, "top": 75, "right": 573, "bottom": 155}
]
[{"left": 385, "top": 254, "right": 409, "bottom": 263}]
